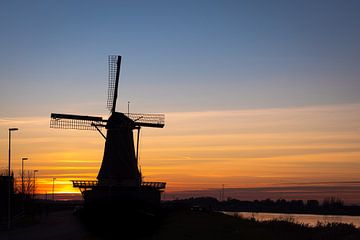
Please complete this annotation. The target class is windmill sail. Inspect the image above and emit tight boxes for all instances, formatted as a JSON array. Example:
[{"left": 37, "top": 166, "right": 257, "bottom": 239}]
[
  {"left": 128, "top": 113, "right": 165, "bottom": 128},
  {"left": 50, "top": 113, "right": 106, "bottom": 130},
  {"left": 107, "top": 55, "right": 121, "bottom": 113}
]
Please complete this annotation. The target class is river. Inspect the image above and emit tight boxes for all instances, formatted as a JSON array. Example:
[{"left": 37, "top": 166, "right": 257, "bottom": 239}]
[{"left": 223, "top": 211, "right": 360, "bottom": 228}]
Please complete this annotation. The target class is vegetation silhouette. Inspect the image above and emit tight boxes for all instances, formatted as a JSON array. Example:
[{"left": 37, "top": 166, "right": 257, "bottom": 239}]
[
  {"left": 150, "top": 208, "right": 360, "bottom": 240},
  {"left": 164, "top": 196, "right": 360, "bottom": 216}
]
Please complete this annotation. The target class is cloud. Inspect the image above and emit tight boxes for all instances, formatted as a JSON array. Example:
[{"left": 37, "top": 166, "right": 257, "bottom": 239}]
[{"left": 0, "top": 103, "right": 360, "bottom": 196}]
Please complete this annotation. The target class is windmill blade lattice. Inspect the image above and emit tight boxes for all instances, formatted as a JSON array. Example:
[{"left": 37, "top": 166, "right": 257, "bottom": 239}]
[
  {"left": 107, "top": 55, "right": 121, "bottom": 113},
  {"left": 128, "top": 113, "right": 165, "bottom": 128},
  {"left": 50, "top": 113, "right": 106, "bottom": 130}
]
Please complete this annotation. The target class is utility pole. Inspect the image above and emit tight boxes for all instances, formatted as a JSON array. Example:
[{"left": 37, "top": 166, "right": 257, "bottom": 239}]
[
  {"left": 127, "top": 101, "right": 130, "bottom": 116},
  {"left": 52, "top": 178, "right": 56, "bottom": 201},
  {"left": 222, "top": 184, "right": 225, "bottom": 201},
  {"left": 220, "top": 184, "right": 225, "bottom": 201}
]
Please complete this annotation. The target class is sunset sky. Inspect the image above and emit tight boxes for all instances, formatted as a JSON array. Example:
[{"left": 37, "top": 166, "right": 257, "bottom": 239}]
[{"left": 1, "top": 1, "right": 360, "bottom": 203}]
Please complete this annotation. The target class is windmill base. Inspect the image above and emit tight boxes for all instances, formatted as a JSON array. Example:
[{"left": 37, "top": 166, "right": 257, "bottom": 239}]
[
  {"left": 75, "top": 185, "right": 164, "bottom": 238},
  {"left": 82, "top": 185, "right": 163, "bottom": 215}
]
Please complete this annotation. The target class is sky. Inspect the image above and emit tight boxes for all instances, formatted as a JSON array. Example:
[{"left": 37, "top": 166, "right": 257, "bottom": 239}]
[{"left": 1, "top": 1, "right": 360, "bottom": 203}]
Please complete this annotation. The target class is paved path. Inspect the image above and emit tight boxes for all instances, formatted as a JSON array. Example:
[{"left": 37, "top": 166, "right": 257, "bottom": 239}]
[{"left": 0, "top": 210, "right": 94, "bottom": 240}]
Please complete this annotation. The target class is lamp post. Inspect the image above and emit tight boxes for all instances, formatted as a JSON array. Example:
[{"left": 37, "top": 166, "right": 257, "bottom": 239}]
[
  {"left": 33, "top": 170, "right": 38, "bottom": 199},
  {"left": 52, "top": 178, "right": 56, "bottom": 201},
  {"left": 127, "top": 101, "right": 130, "bottom": 116},
  {"left": 8, "top": 127, "right": 18, "bottom": 229},
  {"left": 21, "top": 157, "right": 29, "bottom": 195}
]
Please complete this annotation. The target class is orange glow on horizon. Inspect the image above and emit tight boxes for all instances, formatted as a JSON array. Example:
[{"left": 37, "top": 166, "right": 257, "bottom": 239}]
[{"left": 1, "top": 103, "right": 360, "bottom": 196}]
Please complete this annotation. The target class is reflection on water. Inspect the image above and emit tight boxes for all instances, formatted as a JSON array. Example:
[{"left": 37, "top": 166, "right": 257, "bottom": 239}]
[{"left": 223, "top": 212, "right": 360, "bottom": 228}]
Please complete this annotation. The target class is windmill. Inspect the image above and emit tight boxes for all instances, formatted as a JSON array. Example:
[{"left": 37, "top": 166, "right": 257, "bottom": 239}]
[{"left": 50, "top": 56, "right": 165, "bottom": 209}]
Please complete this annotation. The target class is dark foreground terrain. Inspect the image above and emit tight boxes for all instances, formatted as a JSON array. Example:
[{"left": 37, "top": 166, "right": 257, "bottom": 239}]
[
  {"left": 155, "top": 210, "right": 359, "bottom": 240},
  {"left": 1, "top": 209, "right": 359, "bottom": 240}
]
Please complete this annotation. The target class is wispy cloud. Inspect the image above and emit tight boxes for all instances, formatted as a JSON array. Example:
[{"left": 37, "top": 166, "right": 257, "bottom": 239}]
[{"left": 0, "top": 103, "right": 359, "bottom": 197}]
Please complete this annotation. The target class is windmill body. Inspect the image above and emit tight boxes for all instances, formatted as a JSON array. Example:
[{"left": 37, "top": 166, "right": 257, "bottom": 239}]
[
  {"left": 98, "top": 112, "right": 141, "bottom": 186},
  {"left": 50, "top": 56, "right": 165, "bottom": 211}
]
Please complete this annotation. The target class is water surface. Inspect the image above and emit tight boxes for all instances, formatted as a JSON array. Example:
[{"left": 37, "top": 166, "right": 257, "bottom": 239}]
[{"left": 223, "top": 211, "right": 360, "bottom": 228}]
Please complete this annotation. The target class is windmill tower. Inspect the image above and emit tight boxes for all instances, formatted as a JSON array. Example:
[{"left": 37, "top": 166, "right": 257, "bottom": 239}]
[{"left": 50, "top": 56, "right": 165, "bottom": 210}]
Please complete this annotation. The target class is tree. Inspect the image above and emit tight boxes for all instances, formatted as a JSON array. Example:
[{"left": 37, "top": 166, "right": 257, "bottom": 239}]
[
  {"left": 323, "top": 197, "right": 344, "bottom": 209},
  {"left": 14, "top": 170, "right": 36, "bottom": 199}
]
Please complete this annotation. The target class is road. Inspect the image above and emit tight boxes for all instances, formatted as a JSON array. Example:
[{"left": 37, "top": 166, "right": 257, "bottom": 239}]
[{"left": 0, "top": 210, "right": 93, "bottom": 240}]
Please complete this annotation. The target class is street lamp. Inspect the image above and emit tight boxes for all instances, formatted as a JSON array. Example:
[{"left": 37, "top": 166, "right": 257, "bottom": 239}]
[
  {"left": 8, "top": 127, "right": 18, "bottom": 229},
  {"left": 127, "top": 101, "right": 130, "bottom": 116},
  {"left": 21, "top": 157, "right": 29, "bottom": 195},
  {"left": 33, "top": 170, "right": 38, "bottom": 199},
  {"left": 52, "top": 178, "right": 56, "bottom": 201}
]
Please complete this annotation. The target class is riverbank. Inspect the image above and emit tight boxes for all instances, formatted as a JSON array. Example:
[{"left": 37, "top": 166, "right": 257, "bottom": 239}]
[{"left": 151, "top": 210, "right": 360, "bottom": 240}]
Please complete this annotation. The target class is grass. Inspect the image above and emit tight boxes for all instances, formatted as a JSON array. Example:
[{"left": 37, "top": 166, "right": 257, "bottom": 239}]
[{"left": 149, "top": 210, "right": 360, "bottom": 240}]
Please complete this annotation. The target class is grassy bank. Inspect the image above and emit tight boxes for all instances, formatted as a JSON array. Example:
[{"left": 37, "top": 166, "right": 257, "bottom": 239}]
[{"left": 150, "top": 210, "right": 360, "bottom": 240}]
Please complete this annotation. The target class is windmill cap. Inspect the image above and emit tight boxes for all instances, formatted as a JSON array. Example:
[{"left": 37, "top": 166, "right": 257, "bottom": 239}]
[{"left": 106, "top": 112, "right": 135, "bottom": 129}]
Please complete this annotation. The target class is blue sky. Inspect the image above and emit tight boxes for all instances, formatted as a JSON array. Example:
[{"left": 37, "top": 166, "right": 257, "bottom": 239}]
[
  {"left": 1, "top": 1, "right": 360, "bottom": 199},
  {"left": 1, "top": 0, "right": 360, "bottom": 116}
]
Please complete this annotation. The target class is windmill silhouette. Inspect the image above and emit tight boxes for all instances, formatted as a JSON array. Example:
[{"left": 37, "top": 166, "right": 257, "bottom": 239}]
[{"left": 50, "top": 55, "right": 165, "bottom": 210}]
